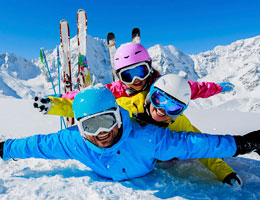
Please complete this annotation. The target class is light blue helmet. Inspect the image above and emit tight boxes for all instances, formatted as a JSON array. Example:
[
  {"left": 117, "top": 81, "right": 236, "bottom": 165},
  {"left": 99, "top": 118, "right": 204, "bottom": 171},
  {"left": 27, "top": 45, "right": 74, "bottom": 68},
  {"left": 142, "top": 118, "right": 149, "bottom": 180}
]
[{"left": 73, "top": 86, "right": 117, "bottom": 120}]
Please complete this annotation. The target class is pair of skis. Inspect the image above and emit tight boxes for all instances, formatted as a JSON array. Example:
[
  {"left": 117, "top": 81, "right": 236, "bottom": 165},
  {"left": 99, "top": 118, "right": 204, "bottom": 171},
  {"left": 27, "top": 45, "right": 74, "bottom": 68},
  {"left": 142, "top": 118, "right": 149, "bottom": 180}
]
[
  {"left": 107, "top": 28, "right": 141, "bottom": 81},
  {"left": 59, "top": 9, "right": 92, "bottom": 126},
  {"left": 60, "top": 9, "right": 91, "bottom": 93}
]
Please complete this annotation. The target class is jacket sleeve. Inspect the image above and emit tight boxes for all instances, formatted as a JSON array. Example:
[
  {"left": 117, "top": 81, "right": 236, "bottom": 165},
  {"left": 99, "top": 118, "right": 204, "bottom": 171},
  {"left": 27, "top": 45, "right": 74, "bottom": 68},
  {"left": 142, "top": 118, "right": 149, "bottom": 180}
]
[
  {"left": 2, "top": 130, "right": 78, "bottom": 161},
  {"left": 168, "top": 116, "right": 235, "bottom": 181},
  {"left": 46, "top": 81, "right": 129, "bottom": 117},
  {"left": 192, "top": 126, "right": 235, "bottom": 181},
  {"left": 188, "top": 81, "right": 223, "bottom": 100},
  {"left": 105, "top": 80, "right": 130, "bottom": 99},
  {"left": 47, "top": 96, "right": 74, "bottom": 118},
  {"left": 154, "top": 127, "right": 237, "bottom": 161}
]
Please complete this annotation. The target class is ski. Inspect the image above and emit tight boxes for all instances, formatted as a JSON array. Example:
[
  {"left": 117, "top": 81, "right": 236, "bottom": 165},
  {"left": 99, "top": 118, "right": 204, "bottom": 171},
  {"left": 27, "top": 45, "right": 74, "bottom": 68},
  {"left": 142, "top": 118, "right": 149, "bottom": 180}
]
[
  {"left": 107, "top": 32, "right": 118, "bottom": 81},
  {"left": 60, "top": 19, "right": 72, "bottom": 93},
  {"left": 132, "top": 28, "right": 141, "bottom": 43},
  {"left": 60, "top": 19, "right": 74, "bottom": 126},
  {"left": 77, "top": 9, "right": 91, "bottom": 90}
]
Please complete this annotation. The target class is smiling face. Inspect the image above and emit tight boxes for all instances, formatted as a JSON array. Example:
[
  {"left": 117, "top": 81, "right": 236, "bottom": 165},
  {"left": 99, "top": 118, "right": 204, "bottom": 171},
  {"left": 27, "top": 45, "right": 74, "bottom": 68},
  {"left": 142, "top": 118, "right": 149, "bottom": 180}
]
[
  {"left": 85, "top": 125, "right": 119, "bottom": 148},
  {"left": 128, "top": 78, "right": 147, "bottom": 91},
  {"left": 149, "top": 103, "right": 172, "bottom": 122}
]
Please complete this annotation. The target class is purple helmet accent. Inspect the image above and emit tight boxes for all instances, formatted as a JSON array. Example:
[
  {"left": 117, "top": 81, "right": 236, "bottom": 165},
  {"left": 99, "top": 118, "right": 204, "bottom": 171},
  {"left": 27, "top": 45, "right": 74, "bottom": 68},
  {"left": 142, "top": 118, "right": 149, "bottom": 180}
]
[{"left": 114, "top": 43, "right": 151, "bottom": 71}]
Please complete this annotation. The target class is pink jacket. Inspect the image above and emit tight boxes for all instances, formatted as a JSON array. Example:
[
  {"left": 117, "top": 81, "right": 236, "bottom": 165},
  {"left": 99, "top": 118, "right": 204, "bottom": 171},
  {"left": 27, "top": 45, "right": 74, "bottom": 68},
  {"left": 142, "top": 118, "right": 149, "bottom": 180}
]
[{"left": 61, "top": 80, "right": 223, "bottom": 100}]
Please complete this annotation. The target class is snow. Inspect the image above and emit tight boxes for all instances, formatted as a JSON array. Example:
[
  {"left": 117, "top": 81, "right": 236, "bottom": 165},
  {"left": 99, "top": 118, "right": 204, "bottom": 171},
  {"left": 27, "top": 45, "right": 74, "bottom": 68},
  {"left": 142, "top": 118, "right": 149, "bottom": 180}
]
[{"left": 0, "top": 98, "right": 259, "bottom": 200}]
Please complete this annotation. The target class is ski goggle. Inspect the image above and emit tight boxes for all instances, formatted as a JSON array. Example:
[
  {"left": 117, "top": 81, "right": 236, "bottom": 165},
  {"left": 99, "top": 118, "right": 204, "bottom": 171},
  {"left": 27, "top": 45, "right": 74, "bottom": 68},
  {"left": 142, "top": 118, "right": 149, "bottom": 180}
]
[
  {"left": 77, "top": 109, "right": 119, "bottom": 136},
  {"left": 149, "top": 87, "right": 187, "bottom": 117},
  {"left": 117, "top": 62, "right": 151, "bottom": 84}
]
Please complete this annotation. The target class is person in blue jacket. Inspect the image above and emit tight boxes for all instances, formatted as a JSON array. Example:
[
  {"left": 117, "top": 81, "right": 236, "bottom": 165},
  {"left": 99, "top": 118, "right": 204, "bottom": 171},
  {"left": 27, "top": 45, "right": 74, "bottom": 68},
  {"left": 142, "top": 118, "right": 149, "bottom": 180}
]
[{"left": 0, "top": 86, "right": 259, "bottom": 181}]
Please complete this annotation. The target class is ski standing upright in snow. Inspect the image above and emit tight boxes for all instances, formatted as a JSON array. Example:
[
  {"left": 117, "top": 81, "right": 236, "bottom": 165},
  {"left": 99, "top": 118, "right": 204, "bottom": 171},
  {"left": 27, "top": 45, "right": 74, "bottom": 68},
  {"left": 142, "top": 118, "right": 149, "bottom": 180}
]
[
  {"left": 59, "top": 19, "right": 74, "bottom": 126},
  {"left": 132, "top": 28, "right": 141, "bottom": 44},
  {"left": 77, "top": 9, "right": 92, "bottom": 90},
  {"left": 107, "top": 32, "right": 118, "bottom": 81}
]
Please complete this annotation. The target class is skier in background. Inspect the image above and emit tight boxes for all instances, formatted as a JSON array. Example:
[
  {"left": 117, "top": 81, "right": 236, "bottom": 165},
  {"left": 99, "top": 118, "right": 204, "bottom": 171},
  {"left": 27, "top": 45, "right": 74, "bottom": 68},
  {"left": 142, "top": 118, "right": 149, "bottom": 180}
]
[{"left": 1, "top": 86, "right": 260, "bottom": 181}]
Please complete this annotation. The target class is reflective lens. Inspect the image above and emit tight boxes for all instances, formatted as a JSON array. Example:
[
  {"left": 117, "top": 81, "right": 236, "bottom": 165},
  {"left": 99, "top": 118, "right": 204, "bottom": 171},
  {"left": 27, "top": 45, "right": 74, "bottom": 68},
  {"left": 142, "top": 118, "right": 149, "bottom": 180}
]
[
  {"left": 118, "top": 62, "right": 151, "bottom": 84},
  {"left": 79, "top": 112, "right": 117, "bottom": 136},
  {"left": 150, "top": 90, "right": 186, "bottom": 116}
]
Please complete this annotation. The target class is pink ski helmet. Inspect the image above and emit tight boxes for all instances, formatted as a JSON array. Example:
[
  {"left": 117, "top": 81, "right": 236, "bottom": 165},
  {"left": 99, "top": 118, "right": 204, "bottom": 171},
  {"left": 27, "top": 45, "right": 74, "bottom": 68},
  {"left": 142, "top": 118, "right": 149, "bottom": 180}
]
[{"left": 114, "top": 43, "right": 151, "bottom": 71}]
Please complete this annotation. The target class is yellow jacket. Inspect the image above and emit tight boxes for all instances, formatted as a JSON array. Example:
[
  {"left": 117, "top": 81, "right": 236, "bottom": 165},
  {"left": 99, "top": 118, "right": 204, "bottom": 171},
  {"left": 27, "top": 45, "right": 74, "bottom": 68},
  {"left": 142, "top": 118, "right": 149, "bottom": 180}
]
[{"left": 48, "top": 92, "right": 234, "bottom": 181}]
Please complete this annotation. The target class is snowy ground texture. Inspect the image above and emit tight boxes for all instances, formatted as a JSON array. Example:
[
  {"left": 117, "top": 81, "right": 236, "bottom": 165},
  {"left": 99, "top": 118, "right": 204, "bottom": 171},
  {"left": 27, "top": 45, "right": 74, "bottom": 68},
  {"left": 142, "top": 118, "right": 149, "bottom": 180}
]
[{"left": 0, "top": 98, "right": 259, "bottom": 200}]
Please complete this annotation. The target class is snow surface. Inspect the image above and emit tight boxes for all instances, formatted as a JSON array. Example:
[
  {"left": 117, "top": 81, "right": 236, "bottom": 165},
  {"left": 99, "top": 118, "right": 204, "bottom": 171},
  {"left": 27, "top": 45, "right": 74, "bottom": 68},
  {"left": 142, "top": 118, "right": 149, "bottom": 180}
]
[{"left": 0, "top": 98, "right": 259, "bottom": 200}]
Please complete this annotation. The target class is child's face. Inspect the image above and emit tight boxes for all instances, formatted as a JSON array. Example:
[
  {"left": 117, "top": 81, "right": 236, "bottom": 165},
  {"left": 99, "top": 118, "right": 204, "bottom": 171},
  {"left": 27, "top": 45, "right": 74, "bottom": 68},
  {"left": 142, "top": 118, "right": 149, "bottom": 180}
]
[
  {"left": 149, "top": 104, "right": 171, "bottom": 122},
  {"left": 128, "top": 78, "right": 147, "bottom": 91}
]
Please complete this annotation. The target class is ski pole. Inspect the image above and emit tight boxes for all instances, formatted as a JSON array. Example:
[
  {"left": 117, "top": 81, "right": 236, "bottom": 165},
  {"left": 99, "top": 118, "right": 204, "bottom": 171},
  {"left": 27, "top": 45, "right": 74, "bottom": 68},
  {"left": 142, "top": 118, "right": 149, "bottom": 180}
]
[
  {"left": 56, "top": 46, "right": 66, "bottom": 129},
  {"left": 40, "top": 48, "right": 57, "bottom": 95}
]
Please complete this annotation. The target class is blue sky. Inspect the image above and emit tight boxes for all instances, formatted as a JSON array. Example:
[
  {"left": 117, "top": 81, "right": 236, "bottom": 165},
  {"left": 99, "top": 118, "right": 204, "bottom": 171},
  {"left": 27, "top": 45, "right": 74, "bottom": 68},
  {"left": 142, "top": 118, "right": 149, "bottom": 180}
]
[{"left": 0, "top": 0, "right": 260, "bottom": 60}]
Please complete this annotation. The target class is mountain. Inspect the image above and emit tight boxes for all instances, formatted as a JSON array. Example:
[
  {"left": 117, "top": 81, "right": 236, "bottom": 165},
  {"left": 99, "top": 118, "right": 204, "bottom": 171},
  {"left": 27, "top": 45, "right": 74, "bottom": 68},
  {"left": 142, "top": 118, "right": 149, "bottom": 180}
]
[
  {"left": 0, "top": 53, "right": 42, "bottom": 99},
  {"left": 190, "top": 36, "right": 260, "bottom": 112},
  {"left": 0, "top": 35, "right": 259, "bottom": 113}
]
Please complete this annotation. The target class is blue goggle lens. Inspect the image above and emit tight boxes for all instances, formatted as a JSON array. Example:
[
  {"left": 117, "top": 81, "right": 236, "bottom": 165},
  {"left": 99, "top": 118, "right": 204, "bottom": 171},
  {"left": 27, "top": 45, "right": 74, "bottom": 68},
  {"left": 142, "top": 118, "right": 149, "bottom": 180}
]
[
  {"left": 150, "top": 90, "right": 185, "bottom": 116},
  {"left": 120, "top": 65, "right": 149, "bottom": 83}
]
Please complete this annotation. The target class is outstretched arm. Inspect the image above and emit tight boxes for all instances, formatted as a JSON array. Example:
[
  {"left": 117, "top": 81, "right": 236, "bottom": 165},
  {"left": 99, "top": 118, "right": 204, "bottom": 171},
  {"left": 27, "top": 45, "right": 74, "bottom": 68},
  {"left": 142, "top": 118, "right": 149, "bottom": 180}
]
[
  {"left": 154, "top": 128, "right": 259, "bottom": 161},
  {"left": 188, "top": 81, "right": 234, "bottom": 100},
  {"left": 34, "top": 96, "right": 74, "bottom": 117},
  {"left": 0, "top": 128, "right": 84, "bottom": 161}
]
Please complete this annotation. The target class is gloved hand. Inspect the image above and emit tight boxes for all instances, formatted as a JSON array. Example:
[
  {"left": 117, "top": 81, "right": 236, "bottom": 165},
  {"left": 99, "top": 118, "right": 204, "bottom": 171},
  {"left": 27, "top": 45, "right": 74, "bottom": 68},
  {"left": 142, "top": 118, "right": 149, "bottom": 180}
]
[
  {"left": 222, "top": 172, "right": 242, "bottom": 186},
  {"left": 33, "top": 96, "right": 51, "bottom": 114},
  {"left": 218, "top": 82, "right": 235, "bottom": 93},
  {"left": 233, "top": 130, "right": 260, "bottom": 156},
  {"left": 0, "top": 141, "right": 4, "bottom": 159}
]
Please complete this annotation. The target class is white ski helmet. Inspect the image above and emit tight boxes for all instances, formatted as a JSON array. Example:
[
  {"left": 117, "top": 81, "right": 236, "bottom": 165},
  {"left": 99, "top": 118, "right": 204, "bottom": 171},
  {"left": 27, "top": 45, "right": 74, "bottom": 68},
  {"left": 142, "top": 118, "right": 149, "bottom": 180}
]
[{"left": 152, "top": 74, "right": 191, "bottom": 105}]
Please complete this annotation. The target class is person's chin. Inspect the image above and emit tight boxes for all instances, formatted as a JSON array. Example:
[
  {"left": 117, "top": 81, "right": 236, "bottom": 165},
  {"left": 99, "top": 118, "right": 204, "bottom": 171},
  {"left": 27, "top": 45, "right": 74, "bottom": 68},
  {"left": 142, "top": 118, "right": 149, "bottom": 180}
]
[
  {"left": 95, "top": 132, "right": 113, "bottom": 147},
  {"left": 151, "top": 108, "right": 168, "bottom": 122},
  {"left": 131, "top": 84, "right": 143, "bottom": 91}
]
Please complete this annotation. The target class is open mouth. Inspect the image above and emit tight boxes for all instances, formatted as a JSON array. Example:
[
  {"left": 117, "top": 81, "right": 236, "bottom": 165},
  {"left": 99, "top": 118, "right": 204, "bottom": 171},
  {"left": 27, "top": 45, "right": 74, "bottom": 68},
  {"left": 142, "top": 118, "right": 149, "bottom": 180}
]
[
  {"left": 156, "top": 108, "right": 166, "bottom": 117},
  {"left": 96, "top": 132, "right": 110, "bottom": 140}
]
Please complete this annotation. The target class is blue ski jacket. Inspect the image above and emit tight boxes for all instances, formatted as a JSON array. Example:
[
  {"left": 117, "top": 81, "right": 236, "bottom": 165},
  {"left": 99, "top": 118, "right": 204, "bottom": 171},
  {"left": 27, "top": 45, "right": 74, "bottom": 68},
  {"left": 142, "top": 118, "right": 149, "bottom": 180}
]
[{"left": 3, "top": 108, "right": 237, "bottom": 181}]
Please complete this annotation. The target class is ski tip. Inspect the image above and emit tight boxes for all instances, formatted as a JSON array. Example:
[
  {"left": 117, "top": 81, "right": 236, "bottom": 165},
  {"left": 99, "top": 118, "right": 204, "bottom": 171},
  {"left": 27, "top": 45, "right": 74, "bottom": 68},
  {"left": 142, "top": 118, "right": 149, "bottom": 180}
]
[
  {"left": 132, "top": 27, "right": 141, "bottom": 43},
  {"left": 60, "top": 19, "right": 68, "bottom": 23},
  {"left": 132, "top": 28, "right": 140, "bottom": 34},
  {"left": 107, "top": 32, "right": 115, "bottom": 40},
  {"left": 78, "top": 8, "right": 85, "bottom": 12}
]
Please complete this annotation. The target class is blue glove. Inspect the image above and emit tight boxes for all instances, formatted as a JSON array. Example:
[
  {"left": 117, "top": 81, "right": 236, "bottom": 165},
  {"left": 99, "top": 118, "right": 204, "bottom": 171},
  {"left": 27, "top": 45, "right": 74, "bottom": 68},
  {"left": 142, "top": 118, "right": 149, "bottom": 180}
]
[{"left": 218, "top": 82, "right": 235, "bottom": 93}]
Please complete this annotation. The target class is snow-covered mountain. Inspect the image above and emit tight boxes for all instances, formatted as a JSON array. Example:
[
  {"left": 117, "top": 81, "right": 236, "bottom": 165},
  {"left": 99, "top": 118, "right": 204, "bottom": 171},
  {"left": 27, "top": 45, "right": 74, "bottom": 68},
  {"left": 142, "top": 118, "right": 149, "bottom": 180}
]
[
  {"left": 0, "top": 35, "right": 259, "bottom": 113},
  {"left": 0, "top": 53, "right": 42, "bottom": 99},
  {"left": 191, "top": 36, "right": 260, "bottom": 112}
]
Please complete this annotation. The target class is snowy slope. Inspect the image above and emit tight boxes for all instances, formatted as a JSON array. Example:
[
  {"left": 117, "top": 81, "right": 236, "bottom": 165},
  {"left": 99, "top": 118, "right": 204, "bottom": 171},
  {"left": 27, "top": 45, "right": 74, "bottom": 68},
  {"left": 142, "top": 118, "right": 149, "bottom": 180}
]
[{"left": 0, "top": 99, "right": 259, "bottom": 200}]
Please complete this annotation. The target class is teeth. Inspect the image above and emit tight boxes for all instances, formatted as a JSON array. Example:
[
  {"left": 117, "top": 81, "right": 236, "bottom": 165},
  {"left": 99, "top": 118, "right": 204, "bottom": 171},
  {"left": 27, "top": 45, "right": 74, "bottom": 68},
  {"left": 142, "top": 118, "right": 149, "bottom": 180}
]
[
  {"left": 97, "top": 132, "right": 110, "bottom": 140},
  {"left": 156, "top": 109, "right": 165, "bottom": 116}
]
